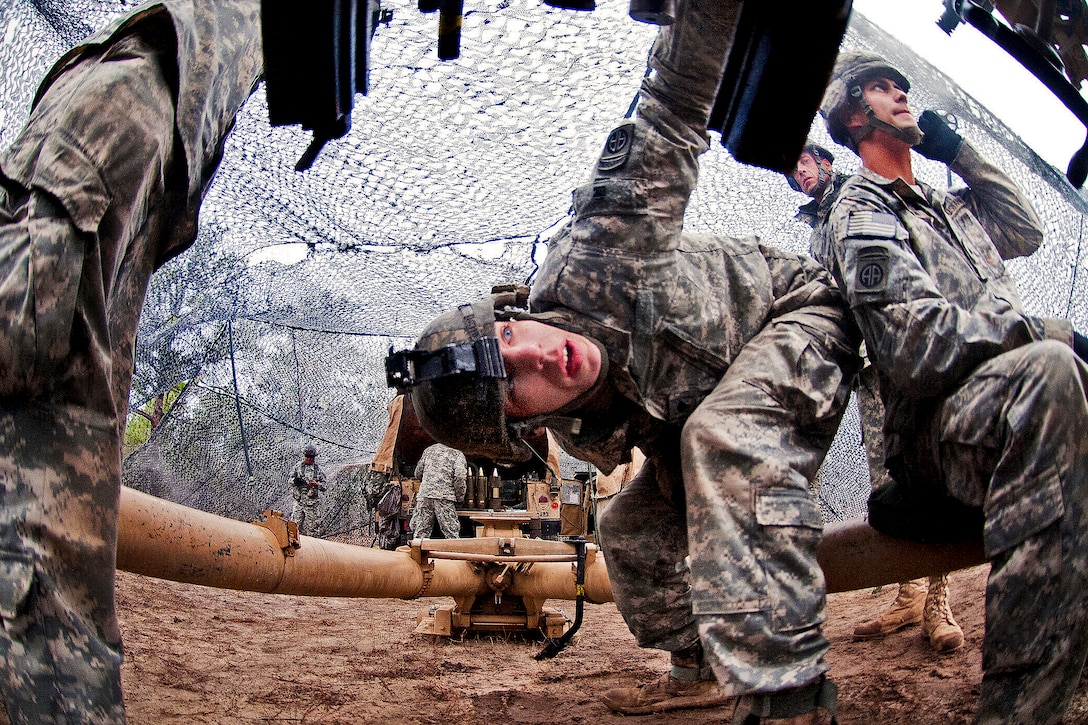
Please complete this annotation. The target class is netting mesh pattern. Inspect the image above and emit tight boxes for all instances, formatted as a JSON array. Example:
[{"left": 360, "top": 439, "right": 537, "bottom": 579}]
[{"left": 2, "top": 1, "right": 1086, "bottom": 535}]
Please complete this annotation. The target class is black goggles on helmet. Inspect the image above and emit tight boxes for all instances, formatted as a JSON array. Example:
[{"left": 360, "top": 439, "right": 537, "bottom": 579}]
[{"left": 385, "top": 337, "right": 505, "bottom": 392}]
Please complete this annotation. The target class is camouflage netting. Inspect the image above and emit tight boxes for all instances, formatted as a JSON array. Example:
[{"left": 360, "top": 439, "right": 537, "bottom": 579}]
[{"left": 2, "top": 1, "right": 1086, "bottom": 540}]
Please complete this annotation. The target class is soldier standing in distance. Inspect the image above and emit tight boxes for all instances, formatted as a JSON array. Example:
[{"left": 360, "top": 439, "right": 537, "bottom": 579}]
[
  {"left": 818, "top": 50, "right": 1088, "bottom": 724},
  {"left": 289, "top": 444, "right": 328, "bottom": 536},
  {"left": 409, "top": 442, "right": 467, "bottom": 540},
  {"left": 784, "top": 141, "right": 964, "bottom": 654}
]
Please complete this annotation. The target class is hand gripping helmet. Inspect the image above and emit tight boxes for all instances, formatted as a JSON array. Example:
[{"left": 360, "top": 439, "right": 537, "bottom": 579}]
[
  {"left": 786, "top": 140, "right": 835, "bottom": 194},
  {"left": 819, "top": 50, "right": 922, "bottom": 151},
  {"left": 385, "top": 284, "right": 573, "bottom": 463}
]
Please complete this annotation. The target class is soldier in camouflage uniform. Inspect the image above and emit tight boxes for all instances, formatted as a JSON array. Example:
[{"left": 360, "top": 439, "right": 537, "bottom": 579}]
[
  {"left": 784, "top": 141, "right": 964, "bottom": 654},
  {"left": 409, "top": 443, "right": 467, "bottom": 540},
  {"left": 289, "top": 444, "right": 328, "bottom": 537},
  {"left": 817, "top": 51, "right": 1088, "bottom": 724},
  {"left": 387, "top": 3, "right": 860, "bottom": 721},
  {"left": 786, "top": 141, "right": 851, "bottom": 230},
  {"left": 0, "top": 1, "right": 262, "bottom": 721}
]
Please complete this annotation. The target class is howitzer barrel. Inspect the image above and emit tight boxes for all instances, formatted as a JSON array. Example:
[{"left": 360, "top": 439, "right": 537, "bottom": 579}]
[
  {"left": 818, "top": 521, "right": 986, "bottom": 592},
  {"left": 118, "top": 487, "right": 433, "bottom": 597},
  {"left": 117, "top": 487, "right": 592, "bottom": 599},
  {"left": 117, "top": 487, "right": 987, "bottom": 599}
]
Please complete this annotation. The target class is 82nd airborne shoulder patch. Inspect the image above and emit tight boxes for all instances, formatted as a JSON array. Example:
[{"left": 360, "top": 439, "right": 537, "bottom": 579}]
[
  {"left": 599, "top": 122, "right": 635, "bottom": 172},
  {"left": 846, "top": 211, "right": 897, "bottom": 294},
  {"left": 855, "top": 246, "right": 889, "bottom": 292}
]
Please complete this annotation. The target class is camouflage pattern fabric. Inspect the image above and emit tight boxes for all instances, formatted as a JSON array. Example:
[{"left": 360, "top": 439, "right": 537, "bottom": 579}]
[
  {"left": 291, "top": 498, "right": 317, "bottom": 537},
  {"left": 0, "top": 1, "right": 262, "bottom": 721},
  {"left": 818, "top": 143, "right": 1088, "bottom": 722},
  {"left": 360, "top": 467, "right": 392, "bottom": 510},
  {"left": 413, "top": 444, "right": 467, "bottom": 503},
  {"left": 596, "top": 453, "right": 702, "bottom": 655},
  {"left": 372, "top": 483, "right": 404, "bottom": 551},
  {"left": 795, "top": 171, "right": 851, "bottom": 231},
  {"left": 537, "top": 1, "right": 860, "bottom": 702},
  {"left": 408, "top": 497, "right": 461, "bottom": 540},
  {"left": 289, "top": 461, "right": 327, "bottom": 501},
  {"left": 408, "top": 444, "right": 466, "bottom": 540},
  {"left": 360, "top": 468, "right": 403, "bottom": 549},
  {"left": 813, "top": 142, "right": 1071, "bottom": 462},
  {"left": 288, "top": 461, "right": 326, "bottom": 537}
]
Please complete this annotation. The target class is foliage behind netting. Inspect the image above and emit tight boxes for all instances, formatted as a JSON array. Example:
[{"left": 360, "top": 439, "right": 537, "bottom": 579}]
[{"left": 3, "top": 1, "right": 1086, "bottom": 536}]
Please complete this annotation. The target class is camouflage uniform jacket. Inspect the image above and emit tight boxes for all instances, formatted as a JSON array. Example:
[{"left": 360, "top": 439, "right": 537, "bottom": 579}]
[
  {"left": 795, "top": 171, "right": 851, "bottom": 230},
  {"left": 289, "top": 461, "right": 327, "bottom": 500},
  {"left": 813, "top": 142, "right": 1072, "bottom": 460},
  {"left": 530, "top": 93, "right": 852, "bottom": 474},
  {"left": 0, "top": 2, "right": 262, "bottom": 721},
  {"left": 414, "top": 443, "right": 468, "bottom": 502}
]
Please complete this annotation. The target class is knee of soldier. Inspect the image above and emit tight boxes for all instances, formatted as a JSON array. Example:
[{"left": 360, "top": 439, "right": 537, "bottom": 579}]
[
  {"left": 680, "top": 405, "right": 737, "bottom": 470},
  {"left": 1012, "top": 340, "right": 1083, "bottom": 402},
  {"left": 597, "top": 497, "right": 622, "bottom": 543}
]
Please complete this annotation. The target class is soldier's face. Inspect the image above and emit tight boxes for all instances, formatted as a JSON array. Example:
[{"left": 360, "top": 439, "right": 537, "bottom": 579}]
[
  {"left": 791, "top": 152, "right": 831, "bottom": 198},
  {"left": 496, "top": 319, "right": 602, "bottom": 419},
  {"left": 859, "top": 77, "right": 919, "bottom": 139}
]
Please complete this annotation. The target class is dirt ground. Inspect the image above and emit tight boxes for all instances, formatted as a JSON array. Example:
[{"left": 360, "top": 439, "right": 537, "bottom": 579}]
[{"left": 114, "top": 563, "right": 1088, "bottom": 725}]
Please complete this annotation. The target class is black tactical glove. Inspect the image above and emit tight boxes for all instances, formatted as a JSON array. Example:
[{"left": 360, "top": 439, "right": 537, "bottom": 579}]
[
  {"left": 915, "top": 110, "right": 963, "bottom": 164},
  {"left": 1075, "top": 330, "right": 1088, "bottom": 363},
  {"left": 293, "top": 476, "right": 305, "bottom": 487}
]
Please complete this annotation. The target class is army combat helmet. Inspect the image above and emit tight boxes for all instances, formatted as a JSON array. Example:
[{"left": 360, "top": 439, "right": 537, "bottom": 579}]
[
  {"left": 786, "top": 141, "right": 835, "bottom": 194},
  {"left": 386, "top": 284, "right": 579, "bottom": 463},
  {"left": 820, "top": 50, "right": 923, "bottom": 151}
]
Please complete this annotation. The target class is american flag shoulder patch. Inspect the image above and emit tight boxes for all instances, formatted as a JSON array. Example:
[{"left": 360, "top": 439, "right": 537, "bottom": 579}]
[{"left": 846, "top": 210, "right": 898, "bottom": 238}]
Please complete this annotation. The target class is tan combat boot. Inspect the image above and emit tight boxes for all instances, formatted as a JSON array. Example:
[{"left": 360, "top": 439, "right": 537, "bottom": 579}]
[
  {"left": 599, "top": 669, "right": 731, "bottom": 715},
  {"left": 922, "top": 574, "right": 964, "bottom": 653},
  {"left": 852, "top": 578, "right": 926, "bottom": 640}
]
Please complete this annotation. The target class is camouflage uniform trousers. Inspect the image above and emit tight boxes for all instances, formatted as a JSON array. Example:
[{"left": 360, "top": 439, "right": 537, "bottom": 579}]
[
  {"left": 901, "top": 341, "right": 1088, "bottom": 725},
  {"left": 409, "top": 498, "right": 461, "bottom": 540},
  {"left": 291, "top": 494, "right": 321, "bottom": 537},
  {"left": 599, "top": 305, "right": 857, "bottom": 696},
  {"left": 0, "top": 0, "right": 263, "bottom": 717},
  {"left": 0, "top": 25, "right": 184, "bottom": 725}
]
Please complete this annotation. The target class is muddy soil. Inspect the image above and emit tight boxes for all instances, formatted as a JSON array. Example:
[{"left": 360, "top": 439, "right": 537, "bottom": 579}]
[{"left": 112, "top": 563, "right": 1088, "bottom": 724}]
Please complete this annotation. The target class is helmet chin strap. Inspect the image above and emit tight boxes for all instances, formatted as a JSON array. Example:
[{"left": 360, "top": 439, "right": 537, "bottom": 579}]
[
  {"left": 865, "top": 108, "right": 923, "bottom": 146},
  {"left": 849, "top": 85, "right": 923, "bottom": 147},
  {"left": 809, "top": 165, "right": 831, "bottom": 199}
]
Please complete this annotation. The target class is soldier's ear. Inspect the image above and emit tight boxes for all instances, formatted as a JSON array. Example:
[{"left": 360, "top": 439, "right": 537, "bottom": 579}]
[{"left": 844, "top": 108, "right": 868, "bottom": 134}]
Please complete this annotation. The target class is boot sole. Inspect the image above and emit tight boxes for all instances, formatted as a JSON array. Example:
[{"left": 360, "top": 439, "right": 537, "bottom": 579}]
[
  {"left": 851, "top": 619, "right": 922, "bottom": 641},
  {"left": 599, "top": 692, "right": 733, "bottom": 715}
]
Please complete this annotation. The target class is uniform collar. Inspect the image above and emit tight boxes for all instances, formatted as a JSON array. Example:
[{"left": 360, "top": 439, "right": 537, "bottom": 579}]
[{"left": 857, "top": 166, "right": 931, "bottom": 205}]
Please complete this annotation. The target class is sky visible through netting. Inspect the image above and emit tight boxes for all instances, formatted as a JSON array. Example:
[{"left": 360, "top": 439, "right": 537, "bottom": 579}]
[{"left": 2, "top": 0, "right": 1086, "bottom": 540}]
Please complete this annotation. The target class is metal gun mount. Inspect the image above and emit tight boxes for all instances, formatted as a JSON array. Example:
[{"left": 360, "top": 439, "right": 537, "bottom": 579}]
[
  {"left": 938, "top": 0, "right": 1088, "bottom": 188},
  {"left": 261, "top": 0, "right": 392, "bottom": 171},
  {"left": 260, "top": 0, "right": 854, "bottom": 177}
]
